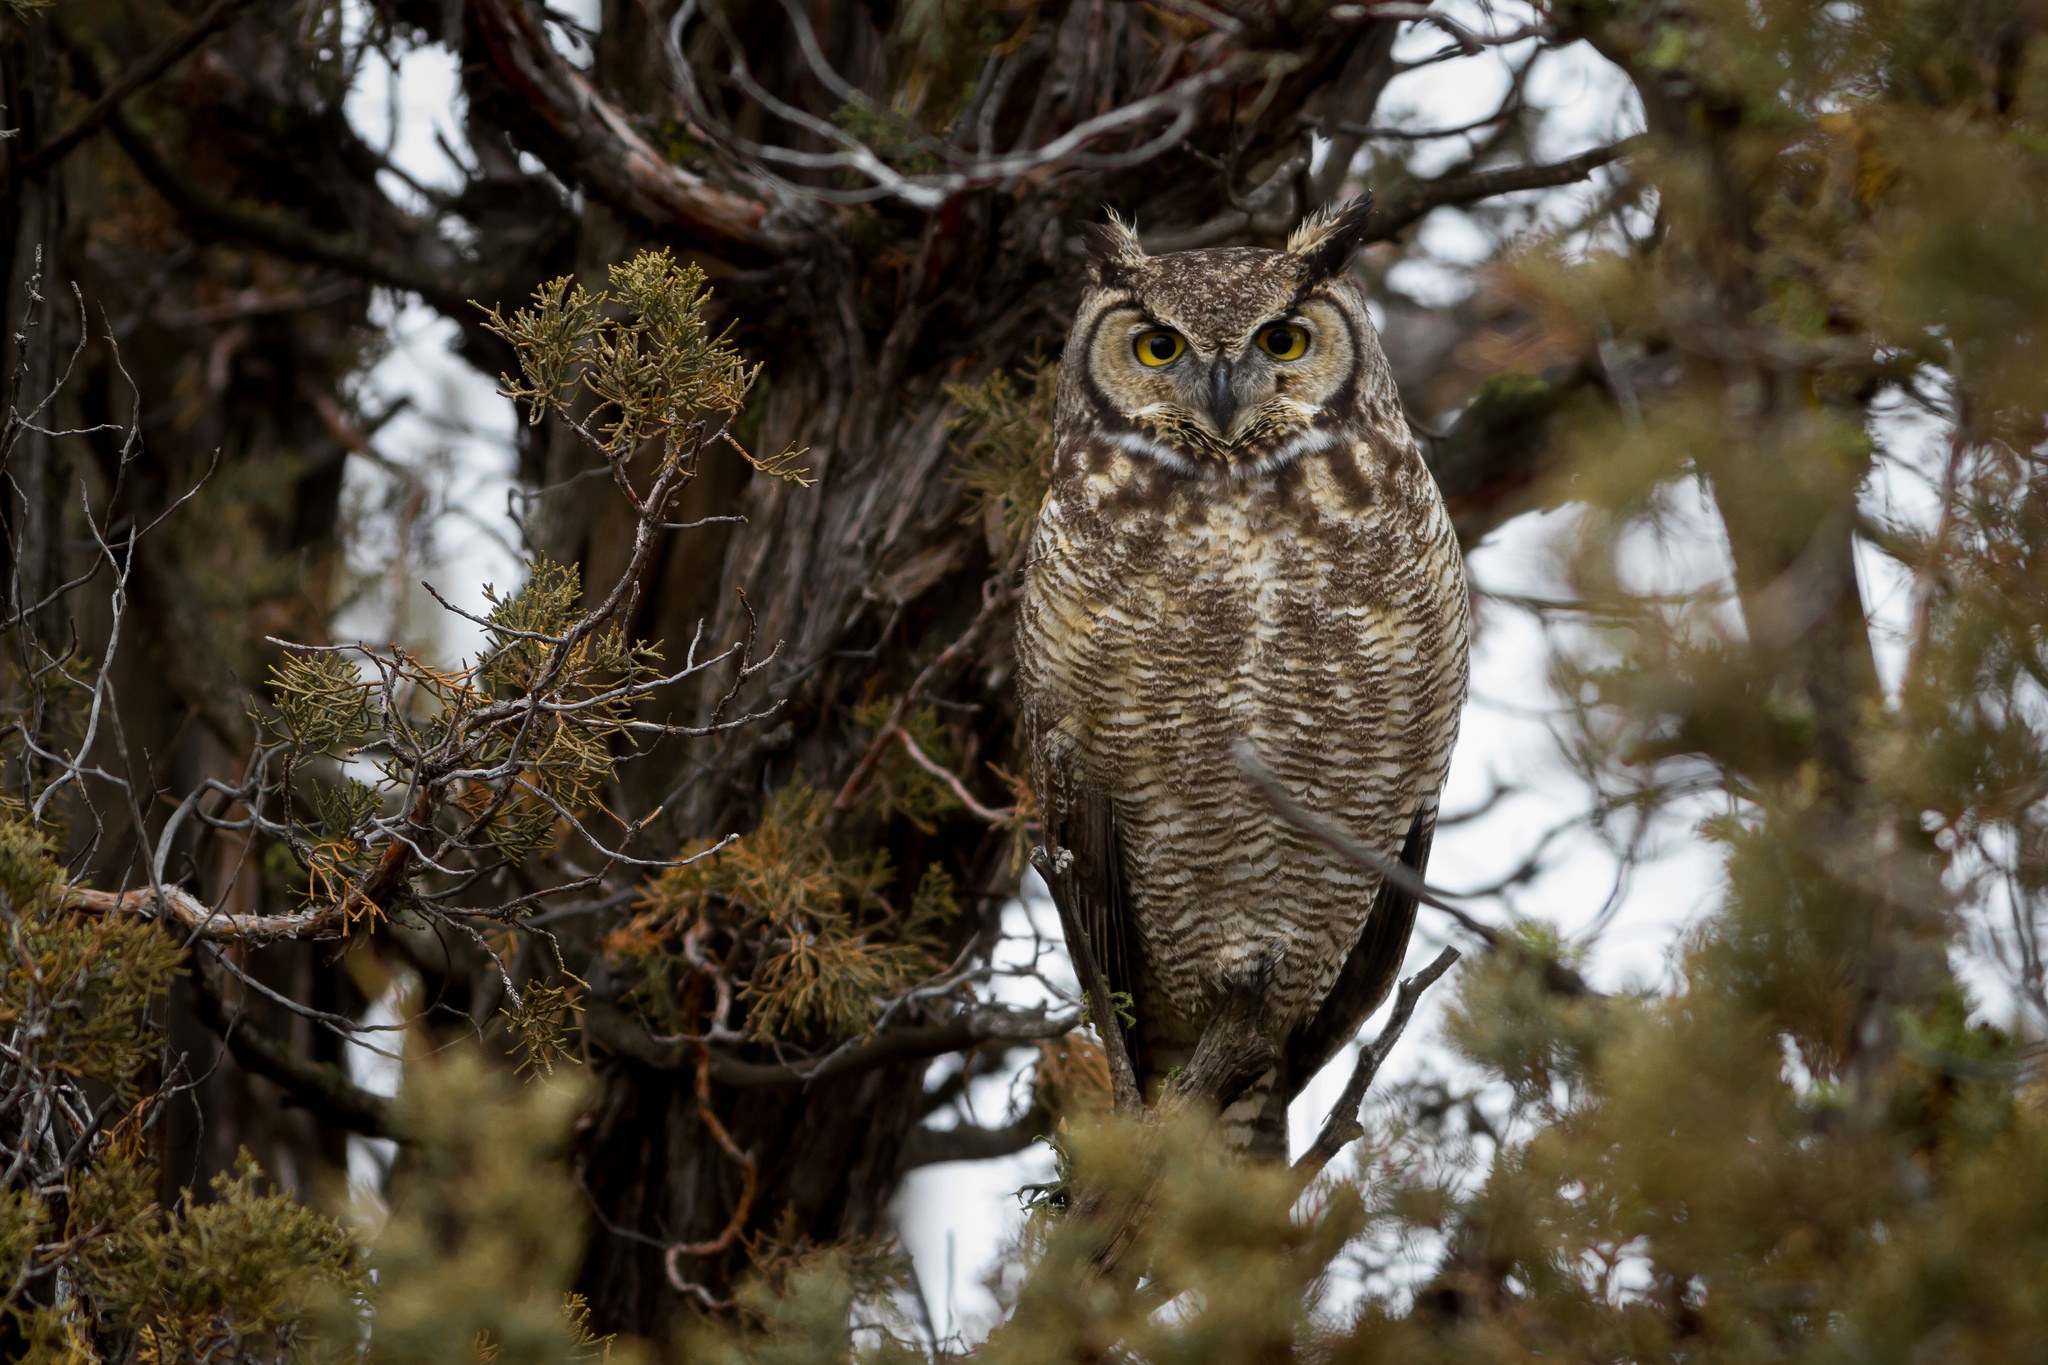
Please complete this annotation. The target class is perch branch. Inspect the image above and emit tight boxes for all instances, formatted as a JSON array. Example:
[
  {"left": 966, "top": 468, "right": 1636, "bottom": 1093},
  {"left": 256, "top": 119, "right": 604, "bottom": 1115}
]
[{"left": 1160, "top": 981, "right": 1278, "bottom": 1119}]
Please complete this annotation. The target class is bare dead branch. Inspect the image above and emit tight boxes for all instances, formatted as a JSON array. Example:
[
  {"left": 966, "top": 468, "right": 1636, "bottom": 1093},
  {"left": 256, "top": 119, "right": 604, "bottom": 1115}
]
[
  {"left": 1238, "top": 743, "right": 1608, "bottom": 1007},
  {"left": 1308, "top": 100, "right": 1526, "bottom": 142},
  {"left": 887, "top": 727, "right": 1019, "bottom": 826},
  {"left": 1366, "top": 138, "right": 1645, "bottom": 244},
  {"left": 1294, "top": 945, "right": 1460, "bottom": 1180},
  {"left": 60, "top": 885, "right": 350, "bottom": 943},
  {"left": 187, "top": 964, "right": 398, "bottom": 1138},
  {"left": 1232, "top": 739, "right": 1500, "bottom": 944}
]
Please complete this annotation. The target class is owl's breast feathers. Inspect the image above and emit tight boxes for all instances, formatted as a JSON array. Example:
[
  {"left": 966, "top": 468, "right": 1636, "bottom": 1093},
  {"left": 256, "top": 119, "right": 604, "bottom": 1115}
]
[{"left": 1017, "top": 428, "right": 1470, "bottom": 1066}]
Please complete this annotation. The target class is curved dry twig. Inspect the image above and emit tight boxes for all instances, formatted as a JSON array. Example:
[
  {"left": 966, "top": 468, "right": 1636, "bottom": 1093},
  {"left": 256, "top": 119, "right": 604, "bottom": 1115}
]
[{"left": 1294, "top": 945, "right": 1461, "bottom": 1179}]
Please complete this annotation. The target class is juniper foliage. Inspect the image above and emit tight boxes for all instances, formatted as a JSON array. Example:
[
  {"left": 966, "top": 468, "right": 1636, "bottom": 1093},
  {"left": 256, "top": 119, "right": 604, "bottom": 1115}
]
[
  {"left": 0, "top": 241, "right": 798, "bottom": 1354},
  {"left": 302, "top": 1056, "right": 629, "bottom": 1365},
  {"left": 239, "top": 252, "right": 798, "bottom": 941},
  {"left": 0, "top": 811, "right": 362, "bottom": 1361},
  {"left": 606, "top": 781, "right": 959, "bottom": 1045},
  {"left": 947, "top": 356, "right": 1058, "bottom": 559}
]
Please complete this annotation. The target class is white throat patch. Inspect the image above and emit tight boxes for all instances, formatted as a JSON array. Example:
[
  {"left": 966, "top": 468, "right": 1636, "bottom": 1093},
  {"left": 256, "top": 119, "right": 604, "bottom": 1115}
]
[
  {"left": 1108, "top": 425, "right": 1344, "bottom": 480},
  {"left": 1234, "top": 426, "right": 1342, "bottom": 479},
  {"left": 1109, "top": 429, "right": 1198, "bottom": 474}
]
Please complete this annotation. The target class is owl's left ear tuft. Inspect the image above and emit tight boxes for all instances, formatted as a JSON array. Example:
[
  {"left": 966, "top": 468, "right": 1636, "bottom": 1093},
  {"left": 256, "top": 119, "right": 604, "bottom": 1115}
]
[
  {"left": 1286, "top": 194, "right": 1376, "bottom": 282},
  {"left": 1083, "top": 210, "right": 1147, "bottom": 287}
]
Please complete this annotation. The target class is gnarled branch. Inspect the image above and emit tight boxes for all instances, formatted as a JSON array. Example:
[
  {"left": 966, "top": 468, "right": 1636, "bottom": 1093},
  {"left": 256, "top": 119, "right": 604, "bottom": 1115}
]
[
  {"left": 99, "top": 103, "right": 468, "bottom": 312},
  {"left": 464, "top": 0, "right": 787, "bottom": 254},
  {"left": 22, "top": 0, "right": 261, "bottom": 174},
  {"left": 62, "top": 884, "right": 349, "bottom": 943}
]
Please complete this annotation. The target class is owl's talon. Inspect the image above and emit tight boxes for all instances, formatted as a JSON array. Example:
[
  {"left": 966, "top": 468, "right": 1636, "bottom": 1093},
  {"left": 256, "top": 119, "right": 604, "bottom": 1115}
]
[{"left": 1027, "top": 844, "right": 1075, "bottom": 879}]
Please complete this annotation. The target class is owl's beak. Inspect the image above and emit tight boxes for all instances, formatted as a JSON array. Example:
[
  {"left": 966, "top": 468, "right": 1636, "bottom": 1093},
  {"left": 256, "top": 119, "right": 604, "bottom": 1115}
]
[{"left": 1208, "top": 358, "right": 1237, "bottom": 438}]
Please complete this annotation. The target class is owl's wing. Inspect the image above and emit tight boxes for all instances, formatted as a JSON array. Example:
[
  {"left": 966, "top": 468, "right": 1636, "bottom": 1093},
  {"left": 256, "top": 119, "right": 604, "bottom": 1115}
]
[
  {"left": 1284, "top": 806, "right": 1435, "bottom": 1098},
  {"left": 1044, "top": 781, "right": 1145, "bottom": 1082}
]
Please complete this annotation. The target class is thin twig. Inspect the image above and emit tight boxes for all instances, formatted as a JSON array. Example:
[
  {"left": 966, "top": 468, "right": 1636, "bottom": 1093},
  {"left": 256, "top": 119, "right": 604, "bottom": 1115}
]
[
  {"left": 888, "top": 727, "right": 1018, "bottom": 825},
  {"left": 1294, "top": 946, "right": 1461, "bottom": 1179},
  {"left": 829, "top": 555, "right": 1021, "bottom": 822},
  {"left": 1232, "top": 740, "right": 1500, "bottom": 944}
]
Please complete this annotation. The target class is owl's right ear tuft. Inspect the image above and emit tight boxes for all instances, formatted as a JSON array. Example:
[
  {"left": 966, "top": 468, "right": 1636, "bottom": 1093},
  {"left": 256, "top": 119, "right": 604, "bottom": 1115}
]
[
  {"left": 1287, "top": 194, "right": 1376, "bottom": 282},
  {"left": 1082, "top": 211, "right": 1146, "bottom": 287}
]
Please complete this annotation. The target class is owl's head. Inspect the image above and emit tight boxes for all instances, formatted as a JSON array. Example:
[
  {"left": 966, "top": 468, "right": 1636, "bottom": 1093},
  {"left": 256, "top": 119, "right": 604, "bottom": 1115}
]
[{"left": 1061, "top": 198, "right": 1388, "bottom": 480}]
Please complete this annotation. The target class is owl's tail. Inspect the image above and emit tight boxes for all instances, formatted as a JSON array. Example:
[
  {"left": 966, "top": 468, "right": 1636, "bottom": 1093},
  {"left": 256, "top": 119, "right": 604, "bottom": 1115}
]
[
  {"left": 1138, "top": 1007, "right": 1293, "bottom": 1157},
  {"left": 1144, "top": 1043, "right": 1290, "bottom": 1158},
  {"left": 1218, "top": 1067, "right": 1289, "bottom": 1159}
]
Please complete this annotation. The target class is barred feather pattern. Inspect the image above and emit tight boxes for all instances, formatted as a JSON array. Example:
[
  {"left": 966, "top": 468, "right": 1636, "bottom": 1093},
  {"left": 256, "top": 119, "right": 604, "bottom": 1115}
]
[{"left": 1016, "top": 244, "right": 1469, "bottom": 1151}]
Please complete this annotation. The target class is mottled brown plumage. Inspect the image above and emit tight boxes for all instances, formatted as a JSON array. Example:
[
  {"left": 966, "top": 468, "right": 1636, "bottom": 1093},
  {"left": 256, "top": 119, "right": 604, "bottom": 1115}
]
[{"left": 1016, "top": 202, "right": 1470, "bottom": 1155}]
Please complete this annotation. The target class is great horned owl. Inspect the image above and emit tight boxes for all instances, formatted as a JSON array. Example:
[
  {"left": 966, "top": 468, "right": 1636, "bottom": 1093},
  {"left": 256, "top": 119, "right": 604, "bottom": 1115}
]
[{"left": 1016, "top": 201, "right": 1470, "bottom": 1156}]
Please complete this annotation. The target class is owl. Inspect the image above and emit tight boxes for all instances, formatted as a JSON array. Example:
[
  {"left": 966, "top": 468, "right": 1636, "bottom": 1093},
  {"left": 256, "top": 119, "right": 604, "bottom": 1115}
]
[{"left": 1016, "top": 200, "right": 1470, "bottom": 1156}]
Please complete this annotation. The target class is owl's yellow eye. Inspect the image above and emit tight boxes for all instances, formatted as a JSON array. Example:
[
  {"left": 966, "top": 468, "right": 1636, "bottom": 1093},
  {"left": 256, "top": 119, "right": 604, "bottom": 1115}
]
[
  {"left": 1258, "top": 324, "right": 1308, "bottom": 361},
  {"left": 1133, "top": 329, "right": 1186, "bottom": 367}
]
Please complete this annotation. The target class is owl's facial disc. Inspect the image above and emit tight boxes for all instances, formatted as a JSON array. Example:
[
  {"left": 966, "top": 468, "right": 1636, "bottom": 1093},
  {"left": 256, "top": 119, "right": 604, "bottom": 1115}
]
[{"left": 1087, "top": 292, "right": 1357, "bottom": 478}]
